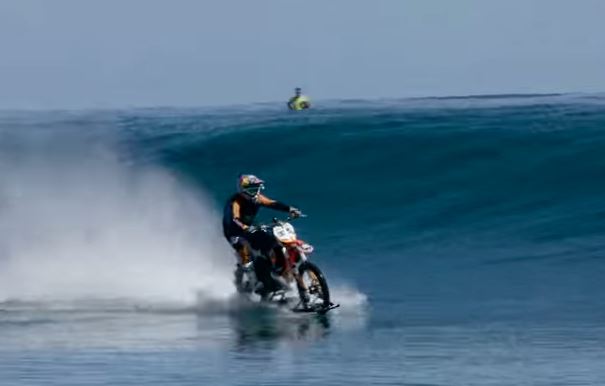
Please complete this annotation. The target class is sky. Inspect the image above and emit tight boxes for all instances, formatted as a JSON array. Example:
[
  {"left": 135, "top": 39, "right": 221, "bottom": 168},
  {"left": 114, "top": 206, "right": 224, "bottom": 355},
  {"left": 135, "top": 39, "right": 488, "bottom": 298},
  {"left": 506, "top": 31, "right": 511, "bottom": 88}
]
[{"left": 1, "top": 0, "right": 604, "bottom": 109}]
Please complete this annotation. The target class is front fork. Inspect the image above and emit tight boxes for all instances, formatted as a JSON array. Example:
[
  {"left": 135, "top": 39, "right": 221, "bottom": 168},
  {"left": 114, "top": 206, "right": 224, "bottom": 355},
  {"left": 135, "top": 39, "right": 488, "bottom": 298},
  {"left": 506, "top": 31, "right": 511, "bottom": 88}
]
[
  {"left": 293, "top": 271, "right": 307, "bottom": 293},
  {"left": 284, "top": 246, "right": 309, "bottom": 301}
]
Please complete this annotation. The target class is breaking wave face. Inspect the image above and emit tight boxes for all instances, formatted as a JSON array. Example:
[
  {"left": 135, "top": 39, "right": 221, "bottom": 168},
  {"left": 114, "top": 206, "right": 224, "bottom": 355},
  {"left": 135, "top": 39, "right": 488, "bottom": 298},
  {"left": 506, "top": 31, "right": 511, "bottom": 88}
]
[
  {"left": 13, "top": 94, "right": 605, "bottom": 316},
  {"left": 0, "top": 127, "right": 234, "bottom": 305}
]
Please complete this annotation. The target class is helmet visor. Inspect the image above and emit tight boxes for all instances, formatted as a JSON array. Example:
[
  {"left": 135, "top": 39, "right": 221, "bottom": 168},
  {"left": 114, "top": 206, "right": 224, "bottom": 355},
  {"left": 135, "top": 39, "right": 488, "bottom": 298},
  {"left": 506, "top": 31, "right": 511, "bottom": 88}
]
[{"left": 243, "top": 183, "right": 263, "bottom": 197}]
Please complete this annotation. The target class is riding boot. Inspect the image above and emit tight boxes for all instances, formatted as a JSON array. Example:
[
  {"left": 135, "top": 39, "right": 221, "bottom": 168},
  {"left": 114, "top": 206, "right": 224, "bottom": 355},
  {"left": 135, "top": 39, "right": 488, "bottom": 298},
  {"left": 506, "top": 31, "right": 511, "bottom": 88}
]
[
  {"left": 234, "top": 265, "right": 253, "bottom": 294},
  {"left": 233, "top": 265, "right": 243, "bottom": 287}
]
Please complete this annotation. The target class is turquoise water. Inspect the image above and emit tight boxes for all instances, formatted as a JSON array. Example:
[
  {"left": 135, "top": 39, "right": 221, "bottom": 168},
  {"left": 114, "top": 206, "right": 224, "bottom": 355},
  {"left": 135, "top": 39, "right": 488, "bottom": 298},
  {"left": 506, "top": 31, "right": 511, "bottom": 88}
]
[{"left": 1, "top": 94, "right": 605, "bottom": 385}]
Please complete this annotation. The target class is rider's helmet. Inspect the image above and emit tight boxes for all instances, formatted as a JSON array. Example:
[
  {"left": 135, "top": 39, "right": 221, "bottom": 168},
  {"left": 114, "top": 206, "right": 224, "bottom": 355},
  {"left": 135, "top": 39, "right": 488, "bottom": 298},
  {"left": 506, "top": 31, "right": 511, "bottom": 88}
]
[{"left": 238, "top": 174, "right": 265, "bottom": 198}]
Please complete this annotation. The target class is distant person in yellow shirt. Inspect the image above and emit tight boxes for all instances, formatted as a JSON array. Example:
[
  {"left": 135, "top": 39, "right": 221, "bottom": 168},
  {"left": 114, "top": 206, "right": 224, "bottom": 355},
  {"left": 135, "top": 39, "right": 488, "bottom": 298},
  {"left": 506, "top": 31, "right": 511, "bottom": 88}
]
[{"left": 287, "top": 87, "right": 311, "bottom": 110}]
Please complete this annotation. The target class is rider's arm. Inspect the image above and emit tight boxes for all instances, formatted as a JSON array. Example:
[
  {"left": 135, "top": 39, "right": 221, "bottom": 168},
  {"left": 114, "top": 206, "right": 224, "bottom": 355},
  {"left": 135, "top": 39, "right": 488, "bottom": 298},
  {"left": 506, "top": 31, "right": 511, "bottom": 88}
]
[
  {"left": 231, "top": 201, "right": 250, "bottom": 230},
  {"left": 257, "top": 194, "right": 291, "bottom": 212}
]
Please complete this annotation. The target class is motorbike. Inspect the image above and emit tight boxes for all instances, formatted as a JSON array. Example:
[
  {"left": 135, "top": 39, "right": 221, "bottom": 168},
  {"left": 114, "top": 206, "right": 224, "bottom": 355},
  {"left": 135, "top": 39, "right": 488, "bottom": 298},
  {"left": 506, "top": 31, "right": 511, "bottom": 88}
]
[{"left": 233, "top": 215, "right": 339, "bottom": 314}]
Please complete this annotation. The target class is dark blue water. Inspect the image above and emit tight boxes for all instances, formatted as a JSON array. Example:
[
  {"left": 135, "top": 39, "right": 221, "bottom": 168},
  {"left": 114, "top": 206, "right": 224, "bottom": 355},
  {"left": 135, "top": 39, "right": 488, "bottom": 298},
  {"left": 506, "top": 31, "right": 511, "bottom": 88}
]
[{"left": 1, "top": 94, "right": 605, "bottom": 385}]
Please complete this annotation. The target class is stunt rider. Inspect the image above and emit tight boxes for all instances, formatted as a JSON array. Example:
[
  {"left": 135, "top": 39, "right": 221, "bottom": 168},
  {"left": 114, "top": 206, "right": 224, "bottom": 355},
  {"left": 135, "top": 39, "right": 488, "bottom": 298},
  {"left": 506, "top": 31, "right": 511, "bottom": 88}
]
[{"left": 223, "top": 174, "right": 301, "bottom": 296}]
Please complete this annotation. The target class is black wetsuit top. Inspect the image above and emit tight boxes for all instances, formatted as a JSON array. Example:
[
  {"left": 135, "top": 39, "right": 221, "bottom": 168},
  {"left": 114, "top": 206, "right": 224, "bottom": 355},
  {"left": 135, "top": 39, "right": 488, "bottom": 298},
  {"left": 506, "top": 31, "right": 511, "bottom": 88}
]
[{"left": 222, "top": 193, "right": 290, "bottom": 238}]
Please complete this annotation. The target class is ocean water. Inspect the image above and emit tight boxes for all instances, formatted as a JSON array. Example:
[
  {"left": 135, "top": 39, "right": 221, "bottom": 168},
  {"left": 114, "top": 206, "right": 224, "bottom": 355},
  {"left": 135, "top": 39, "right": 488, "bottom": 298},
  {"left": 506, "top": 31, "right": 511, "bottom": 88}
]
[{"left": 1, "top": 94, "right": 605, "bottom": 385}]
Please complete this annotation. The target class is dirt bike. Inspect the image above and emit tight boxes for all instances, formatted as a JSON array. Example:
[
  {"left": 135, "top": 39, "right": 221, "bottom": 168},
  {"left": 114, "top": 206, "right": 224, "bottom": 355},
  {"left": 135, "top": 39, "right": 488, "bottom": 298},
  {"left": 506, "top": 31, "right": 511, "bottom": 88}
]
[{"left": 233, "top": 215, "right": 339, "bottom": 314}]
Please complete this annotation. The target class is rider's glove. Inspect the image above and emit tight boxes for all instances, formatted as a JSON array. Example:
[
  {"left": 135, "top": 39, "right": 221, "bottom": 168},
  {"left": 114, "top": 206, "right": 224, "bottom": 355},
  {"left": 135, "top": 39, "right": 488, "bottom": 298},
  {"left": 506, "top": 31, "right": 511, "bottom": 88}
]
[
  {"left": 246, "top": 225, "right": 258, "bottom": 233},
  {"left": 289, "top": 207, "right": 302, "bottom": 218}
]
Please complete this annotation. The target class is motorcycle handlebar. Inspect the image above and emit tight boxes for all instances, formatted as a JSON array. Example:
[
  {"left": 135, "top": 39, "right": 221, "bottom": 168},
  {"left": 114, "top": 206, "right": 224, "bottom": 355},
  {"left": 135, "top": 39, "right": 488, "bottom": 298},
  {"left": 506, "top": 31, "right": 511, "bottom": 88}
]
[
  {"left": 276, "top": 213, "right": 307, "bottom": 223},
  {"left": 247, "top": 214, "right": 307, "bottom": 233}
]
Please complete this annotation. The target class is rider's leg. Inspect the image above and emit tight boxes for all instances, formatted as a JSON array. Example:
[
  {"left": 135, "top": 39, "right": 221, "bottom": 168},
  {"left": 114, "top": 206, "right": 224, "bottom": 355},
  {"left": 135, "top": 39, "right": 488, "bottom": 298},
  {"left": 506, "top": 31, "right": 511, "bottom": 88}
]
[
  {"left": 229, "top": 237, "right": 250, "bottom": 266},
  {"left": 246, "top": 231, "right": 280, "bottom": 296},
  {"left": 226, "top": 235, "right": 254, "bottom": 293}
]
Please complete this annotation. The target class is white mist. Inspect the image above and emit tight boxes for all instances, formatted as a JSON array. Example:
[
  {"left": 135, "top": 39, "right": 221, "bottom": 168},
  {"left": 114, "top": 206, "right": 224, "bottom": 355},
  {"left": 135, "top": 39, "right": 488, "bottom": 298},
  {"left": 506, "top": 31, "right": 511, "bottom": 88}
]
[{"left": 0, "top": 135, "right": 234, "bottom": 305}]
